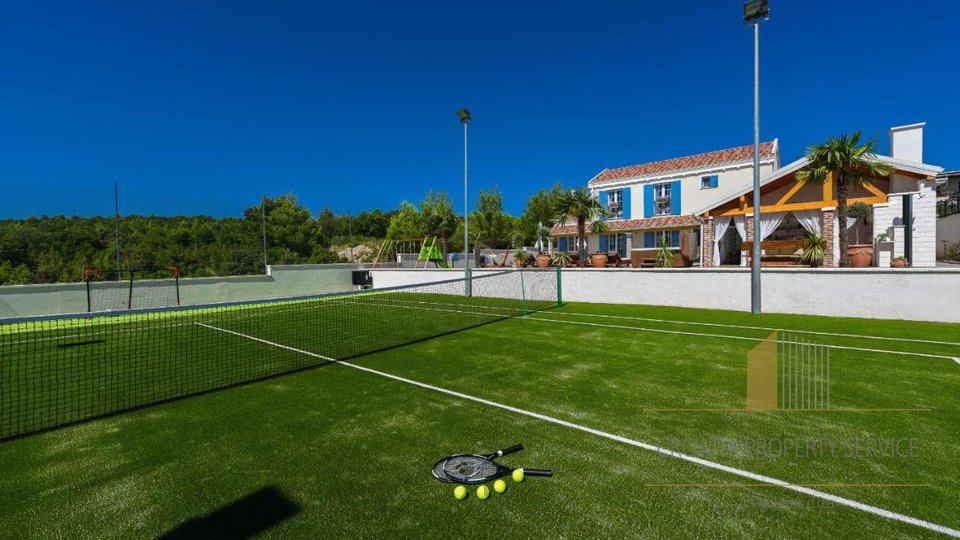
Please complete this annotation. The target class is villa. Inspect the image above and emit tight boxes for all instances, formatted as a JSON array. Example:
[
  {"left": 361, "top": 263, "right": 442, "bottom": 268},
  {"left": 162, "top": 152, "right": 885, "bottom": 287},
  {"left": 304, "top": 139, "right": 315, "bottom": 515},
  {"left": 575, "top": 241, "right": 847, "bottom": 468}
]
[{"left": 550, "top": 122, "right": 943, "bottom": 267}]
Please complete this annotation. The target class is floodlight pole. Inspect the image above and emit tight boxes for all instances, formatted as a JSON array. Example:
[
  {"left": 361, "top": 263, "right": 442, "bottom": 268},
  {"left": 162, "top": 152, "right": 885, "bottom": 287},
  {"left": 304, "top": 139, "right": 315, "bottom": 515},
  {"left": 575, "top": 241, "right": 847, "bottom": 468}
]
[
  {"left": 460, "top": 110, "right": 472, "bottom": 297},
  {"left": 744, "top": 1, "right": 768, "bottom": 314},
  {"left": 750, "top": 19, "right": 761, "bottom": 314},
  {"left": 114, "top": 182, "right": 122, "bottom": 281},
  {"left": 261, "top": 196, "right": 268, "bottom": 273}
]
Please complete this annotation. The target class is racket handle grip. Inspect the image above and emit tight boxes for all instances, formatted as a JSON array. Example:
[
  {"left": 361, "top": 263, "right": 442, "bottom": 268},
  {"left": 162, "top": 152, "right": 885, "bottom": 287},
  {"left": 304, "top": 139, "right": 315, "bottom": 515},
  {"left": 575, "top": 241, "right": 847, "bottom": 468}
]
[
  {"left": 522, "top": 469, "right": 553, "bottom": 477},
  {"left": 498, "top": 444, "right": 525, "bottom": 457}
]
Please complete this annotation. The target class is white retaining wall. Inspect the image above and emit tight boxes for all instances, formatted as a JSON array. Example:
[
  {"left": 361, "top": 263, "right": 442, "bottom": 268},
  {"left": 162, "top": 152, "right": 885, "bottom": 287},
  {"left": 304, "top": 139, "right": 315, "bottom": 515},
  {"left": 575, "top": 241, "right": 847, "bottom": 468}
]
[
  {"left": 0, "top": 263, "right": 369, "bottom": 318},
  {"left": 370, "top": 267, "right": 960, "bottom": 323}
]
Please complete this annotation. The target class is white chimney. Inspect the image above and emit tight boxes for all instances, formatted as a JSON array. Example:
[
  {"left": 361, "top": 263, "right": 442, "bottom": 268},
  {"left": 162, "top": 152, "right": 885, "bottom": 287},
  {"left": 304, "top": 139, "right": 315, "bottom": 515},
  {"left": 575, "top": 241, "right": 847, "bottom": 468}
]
[{"left": 888, "top": 122, "right": 925, "bottom": 163}]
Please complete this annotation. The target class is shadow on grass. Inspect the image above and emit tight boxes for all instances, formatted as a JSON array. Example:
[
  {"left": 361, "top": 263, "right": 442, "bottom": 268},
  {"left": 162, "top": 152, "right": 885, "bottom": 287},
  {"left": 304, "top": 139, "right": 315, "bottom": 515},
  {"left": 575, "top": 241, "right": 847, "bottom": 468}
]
[{"left": 158, "top": 485, "right": 301, "bottom": 539}]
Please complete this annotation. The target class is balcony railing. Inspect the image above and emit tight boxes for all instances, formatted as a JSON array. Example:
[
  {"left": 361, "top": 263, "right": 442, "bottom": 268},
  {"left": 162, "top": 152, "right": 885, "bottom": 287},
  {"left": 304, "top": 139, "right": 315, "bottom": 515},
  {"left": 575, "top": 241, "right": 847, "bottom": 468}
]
[{"left": 938, "top": 194, "right": 959, "bottom": 218}]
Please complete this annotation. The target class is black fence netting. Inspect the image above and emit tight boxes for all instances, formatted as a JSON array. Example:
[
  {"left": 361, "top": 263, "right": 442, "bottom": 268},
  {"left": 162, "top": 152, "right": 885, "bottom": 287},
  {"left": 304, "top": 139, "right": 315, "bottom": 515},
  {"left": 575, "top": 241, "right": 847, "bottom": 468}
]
[{"left": 0, "top": 269, "right": 558, "bottom": 440}]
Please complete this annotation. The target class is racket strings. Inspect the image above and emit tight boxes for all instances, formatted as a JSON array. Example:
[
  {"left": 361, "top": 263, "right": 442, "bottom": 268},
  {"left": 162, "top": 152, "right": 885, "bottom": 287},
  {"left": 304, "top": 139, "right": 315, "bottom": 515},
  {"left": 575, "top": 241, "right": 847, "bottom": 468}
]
[{"left": 441, "top": 456, "right": 501, "bottom": 482}]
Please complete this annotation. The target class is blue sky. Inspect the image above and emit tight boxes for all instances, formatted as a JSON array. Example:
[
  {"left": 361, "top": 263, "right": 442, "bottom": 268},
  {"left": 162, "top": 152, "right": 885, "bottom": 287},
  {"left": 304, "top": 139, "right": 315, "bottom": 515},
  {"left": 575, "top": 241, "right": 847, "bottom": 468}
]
[{"left": 2, "top": 0, "right": 958, "bottom": 218}]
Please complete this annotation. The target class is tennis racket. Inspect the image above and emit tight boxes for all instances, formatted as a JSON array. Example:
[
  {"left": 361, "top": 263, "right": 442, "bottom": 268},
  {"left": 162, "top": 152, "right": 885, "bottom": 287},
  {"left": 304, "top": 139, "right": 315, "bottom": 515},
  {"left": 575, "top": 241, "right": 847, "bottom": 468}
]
[{"left": 431, "top": 444, "right": 553, "bottom": 484}]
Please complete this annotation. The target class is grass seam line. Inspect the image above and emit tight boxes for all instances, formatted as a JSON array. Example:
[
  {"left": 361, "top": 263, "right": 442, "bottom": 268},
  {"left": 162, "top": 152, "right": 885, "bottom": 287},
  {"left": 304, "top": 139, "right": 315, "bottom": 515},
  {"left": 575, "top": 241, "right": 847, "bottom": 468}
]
[{"left": 194, "top": 321, "right": 960, "bottom": 538}]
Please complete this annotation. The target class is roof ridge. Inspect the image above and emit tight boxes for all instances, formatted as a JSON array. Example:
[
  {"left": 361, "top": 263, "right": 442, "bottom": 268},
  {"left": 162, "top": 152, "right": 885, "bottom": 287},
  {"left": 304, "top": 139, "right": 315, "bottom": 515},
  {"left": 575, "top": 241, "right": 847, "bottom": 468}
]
[{"left": 590, "top": 140, "right": 778, "bottom": 186}]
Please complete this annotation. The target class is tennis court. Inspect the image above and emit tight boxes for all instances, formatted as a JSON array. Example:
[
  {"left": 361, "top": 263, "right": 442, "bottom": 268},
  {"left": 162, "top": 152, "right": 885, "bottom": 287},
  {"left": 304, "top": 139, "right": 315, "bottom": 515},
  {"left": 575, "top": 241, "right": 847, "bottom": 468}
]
[{"left": 1, "top": 269, "right": 958, "bottom": 538}]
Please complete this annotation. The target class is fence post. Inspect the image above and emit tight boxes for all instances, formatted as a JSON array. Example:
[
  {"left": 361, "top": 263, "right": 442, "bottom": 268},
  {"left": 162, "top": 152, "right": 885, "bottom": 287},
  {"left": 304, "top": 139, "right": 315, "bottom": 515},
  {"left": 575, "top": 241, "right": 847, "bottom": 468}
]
[{"left": 556, "top": 265, "right": 563, "bottom": 307}]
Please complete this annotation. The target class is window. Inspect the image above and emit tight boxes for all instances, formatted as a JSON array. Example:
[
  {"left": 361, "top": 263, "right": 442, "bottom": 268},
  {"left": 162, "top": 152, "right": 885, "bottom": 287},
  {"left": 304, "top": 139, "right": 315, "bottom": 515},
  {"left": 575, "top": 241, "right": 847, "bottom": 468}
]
[
  {"left": 653, "top": 183, "right": 672, "bottom": 215},
  {"left": 603, "top": 234, "right": 627, "bottom": 257},
  {"left": 653, "top": 231, "right": 673, "bottom": 247},
  {"left": 701, "top": 175, "right": 719, "bottom": 189},
  {"left": 608, "top": 189, "right": 623, "bottom": 218},
  {"left": 567, "top": 237, "right": 579, "bottom": 252}
]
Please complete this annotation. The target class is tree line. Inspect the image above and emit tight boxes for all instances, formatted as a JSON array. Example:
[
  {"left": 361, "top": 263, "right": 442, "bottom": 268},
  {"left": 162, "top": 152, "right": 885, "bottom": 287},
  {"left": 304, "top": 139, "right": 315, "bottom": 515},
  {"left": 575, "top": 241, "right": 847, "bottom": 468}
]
[{"left": 0, "top": 184, "right": 569, "bottom": 285}]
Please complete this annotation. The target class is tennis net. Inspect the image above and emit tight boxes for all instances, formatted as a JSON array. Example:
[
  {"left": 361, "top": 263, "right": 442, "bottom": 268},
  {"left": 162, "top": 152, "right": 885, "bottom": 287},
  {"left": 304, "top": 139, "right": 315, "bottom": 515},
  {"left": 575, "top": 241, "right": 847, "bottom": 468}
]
[{"left": 0, "top": 269, "right": 558, "bottom": 440}]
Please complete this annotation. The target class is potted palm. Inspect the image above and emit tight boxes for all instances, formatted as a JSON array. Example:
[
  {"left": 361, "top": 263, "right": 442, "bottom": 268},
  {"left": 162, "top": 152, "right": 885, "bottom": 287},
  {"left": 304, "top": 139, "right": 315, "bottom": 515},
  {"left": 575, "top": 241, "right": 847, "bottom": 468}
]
[
  {"left": 550, "top": 251, "right": 572, "bottom": 267},
  {"left": 846, "top": 201, "right": 873, "bottom": 267},
  {"left": 512, "top": 248, "right": 528, "bottom": 268},
  {"left": 655, "top": 236, "right": 675, "bottom": 268},
  {"left": 890, "top": 256, "right": 909, "bottom": 268},
  {"left": 535, "top": 226, "right": 552, "bottom": 268},
  {"left": 554, "top": 187, "right": 611, "bottom": 267},
  {"left": 589, "top": 221, "right": 611, "bottom": 268},
  {"left": 799, "top": 233, "right": 826, "bottom": 267}
]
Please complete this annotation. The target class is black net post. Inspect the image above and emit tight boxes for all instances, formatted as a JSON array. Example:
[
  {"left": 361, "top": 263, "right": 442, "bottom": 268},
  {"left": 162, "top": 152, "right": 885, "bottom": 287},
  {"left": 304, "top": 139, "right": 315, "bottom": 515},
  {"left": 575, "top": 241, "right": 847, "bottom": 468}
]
[{"left": 126, "top": 270, "right": 134, "bottom": 310}]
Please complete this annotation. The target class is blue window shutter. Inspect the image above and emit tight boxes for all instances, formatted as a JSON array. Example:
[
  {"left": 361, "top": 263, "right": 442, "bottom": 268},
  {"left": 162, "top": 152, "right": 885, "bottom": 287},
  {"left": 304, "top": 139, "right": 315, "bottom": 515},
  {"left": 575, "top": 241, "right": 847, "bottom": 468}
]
[
  {"left": 671, "top": 180, "right": 682, "bottom": 215},
  {"left": 617, "top": 234, "right": 627, "bottom": 256},
  {"left": 710, "top": 175, "right": 719, "bottom": 188},
  {"left": 671, "top": 230, "right": 680, "bottom": 247},
  {"left": 599, "top": 234, "right": 608, "bottom": 252},
  {"left": 598, "top": 191, "right": 608, "bottom": 220},
  {"left": 558, "top": 237, "right": 567, "bottom": 252},
  {"left": 644, "top": 232, "right": 655, "bottom": 248},
  {"left": 643, "top": 185, "right": 654, "bottom": 217},
  {"left": 621, "top": 188, "right": 631, "bottom": 219}
]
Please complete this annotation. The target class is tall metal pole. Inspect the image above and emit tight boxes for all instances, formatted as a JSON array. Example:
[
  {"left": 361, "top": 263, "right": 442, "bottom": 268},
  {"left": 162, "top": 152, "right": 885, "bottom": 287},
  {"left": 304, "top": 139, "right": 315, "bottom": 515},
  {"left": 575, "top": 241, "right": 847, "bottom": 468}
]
[
  {"left": 261, "top": 196, "right": 268, "bottom": 274},
  {"left": 751, "top": 20, "right": 762, "bottom": 314},
  {"left": 114, "top": 182, "right": 122, "bottom": 281},
  {"left": 463, "top": 119, "right": 471, "bottom": 296}
]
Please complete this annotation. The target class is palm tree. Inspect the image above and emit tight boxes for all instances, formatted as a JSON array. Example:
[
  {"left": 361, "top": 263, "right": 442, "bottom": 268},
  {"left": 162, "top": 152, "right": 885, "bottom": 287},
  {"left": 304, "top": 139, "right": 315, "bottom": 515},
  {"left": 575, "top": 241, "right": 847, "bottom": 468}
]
[
  {"left": 554, "top": 187, "right": 609, "bottom": 267},
  {"left": 796, "top": 131, "right": 893, "bottom": 267}
]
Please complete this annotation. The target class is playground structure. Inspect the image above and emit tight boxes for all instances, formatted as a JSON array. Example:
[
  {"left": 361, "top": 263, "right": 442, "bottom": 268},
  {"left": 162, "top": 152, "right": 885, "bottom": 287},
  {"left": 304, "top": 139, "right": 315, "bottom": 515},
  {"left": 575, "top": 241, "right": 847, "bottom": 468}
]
[{"left": 371, "top": 237, "right": 448, "bottom": 268}]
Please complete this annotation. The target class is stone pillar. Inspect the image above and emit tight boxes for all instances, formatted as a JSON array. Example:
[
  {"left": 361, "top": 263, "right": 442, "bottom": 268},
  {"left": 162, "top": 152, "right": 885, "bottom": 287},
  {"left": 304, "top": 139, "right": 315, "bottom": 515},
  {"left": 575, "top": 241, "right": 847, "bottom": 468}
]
[
  {"left": 625, "top": 233, "right": 634, "bottom": 253},
  {"left": 822, "top": 208, "right": 836, "bottom": 267},
  {"left": 703, "top": 217, "right": 715, "bottom": 267}
]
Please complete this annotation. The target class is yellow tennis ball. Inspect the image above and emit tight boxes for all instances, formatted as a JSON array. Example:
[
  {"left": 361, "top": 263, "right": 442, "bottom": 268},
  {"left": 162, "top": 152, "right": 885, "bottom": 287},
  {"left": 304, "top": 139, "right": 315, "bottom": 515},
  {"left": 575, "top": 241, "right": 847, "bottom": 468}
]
[
  {"left": 493, "top": 479, "right": 507, "bottom": 493},
  {"left": 454, "top": 485, "right": 468, "bottom": 500},
  {"left": 512, "top": 468, "right": 525, "bottom": 483},
  {"left": 476, "top": 485, "right": 491, "bottom": 500}
]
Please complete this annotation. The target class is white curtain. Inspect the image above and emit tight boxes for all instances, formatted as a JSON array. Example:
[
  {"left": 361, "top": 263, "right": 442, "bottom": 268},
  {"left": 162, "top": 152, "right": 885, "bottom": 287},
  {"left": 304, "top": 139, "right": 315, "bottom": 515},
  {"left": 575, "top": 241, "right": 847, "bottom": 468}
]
[
  {"left": 794, "top": 210, "right": 822, "bottom": 236},
  {"left": 759, "top": 212, "right": 787, "bottom": 241},
  {"left": 713, "top": 217, "right": 732, "bottom": 267},
  {"left": 846, "top": 217, "right": 857, "bottom": 229},
  {"left": 734, "top": 215, "right": 748, "bottom": 240}
]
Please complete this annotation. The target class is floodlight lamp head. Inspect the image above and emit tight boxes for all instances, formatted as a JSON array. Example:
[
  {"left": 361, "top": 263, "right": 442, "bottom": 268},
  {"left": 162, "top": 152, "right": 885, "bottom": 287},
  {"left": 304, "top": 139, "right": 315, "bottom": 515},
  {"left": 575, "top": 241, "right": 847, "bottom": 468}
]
[
  {"left": 456, "top": 108, "right": 472, "bottom": 123},
  {"left": 743, "top": 0, "right": 769, "bottom": 22}
]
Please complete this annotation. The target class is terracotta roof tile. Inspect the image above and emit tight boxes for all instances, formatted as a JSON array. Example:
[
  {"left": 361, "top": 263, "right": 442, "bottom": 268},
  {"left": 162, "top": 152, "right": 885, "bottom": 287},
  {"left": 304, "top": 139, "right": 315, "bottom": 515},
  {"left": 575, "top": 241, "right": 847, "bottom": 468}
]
[
  {"left": 550, "top": 215, "right": 701, "bottom": 235},
  {"left": 590, "top": 141, "right": 777, "bottom": 186}
]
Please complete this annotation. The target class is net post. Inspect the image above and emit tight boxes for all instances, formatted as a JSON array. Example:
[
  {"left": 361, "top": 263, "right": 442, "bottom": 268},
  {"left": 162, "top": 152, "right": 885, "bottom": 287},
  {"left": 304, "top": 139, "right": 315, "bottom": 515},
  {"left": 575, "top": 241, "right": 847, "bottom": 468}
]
[
  {"left": 170, "top": 266, "right": 180, "bottom": 306},
  {"left": 556, "top": 265, "right": 563, "bottom": 307},
  {"left": 84, "top": 269, "right": 94, "bottom": 312},
  {"left": 127, "top": 270, "right": 134, "bottom": 310}
]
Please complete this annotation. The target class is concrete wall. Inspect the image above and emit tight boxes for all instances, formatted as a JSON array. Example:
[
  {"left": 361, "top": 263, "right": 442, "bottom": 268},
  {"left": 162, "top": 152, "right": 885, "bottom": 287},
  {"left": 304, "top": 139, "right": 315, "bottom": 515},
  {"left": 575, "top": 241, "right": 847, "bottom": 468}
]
[
  {"left": 938, "top": 213, "right": 960, "bottom": 257},
  {"left": 0, "top": 263, "right": 369, "bottom": 318},
  {"left": 370, "top": 267, "right": 960, "bottom": 323}
]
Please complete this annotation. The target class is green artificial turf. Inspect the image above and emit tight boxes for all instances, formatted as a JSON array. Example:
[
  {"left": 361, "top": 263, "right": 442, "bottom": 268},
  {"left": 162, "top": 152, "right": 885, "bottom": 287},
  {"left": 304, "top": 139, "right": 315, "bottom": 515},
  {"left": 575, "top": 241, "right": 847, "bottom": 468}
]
[{"left": 0, "top": 292, "right": 958, "bottom": 538}]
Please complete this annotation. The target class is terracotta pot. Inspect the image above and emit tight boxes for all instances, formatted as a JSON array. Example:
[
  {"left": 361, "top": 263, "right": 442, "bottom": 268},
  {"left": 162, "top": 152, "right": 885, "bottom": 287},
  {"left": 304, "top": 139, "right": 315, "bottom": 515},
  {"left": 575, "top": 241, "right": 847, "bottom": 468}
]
[
  {"left": 513, "top": 259, "right": 527, "bottom": 268},
  {"left": 848, "top": 244, "right": 874, "bottom": 268},
  {"left": 590, "top": 253, "right": 609, "bottom": 268},
  {"left": 890, "top": 258, "right": 909, "bottom": 268},
  {"left": 536, "top": 254, "right": 552, "bottom": 268}
]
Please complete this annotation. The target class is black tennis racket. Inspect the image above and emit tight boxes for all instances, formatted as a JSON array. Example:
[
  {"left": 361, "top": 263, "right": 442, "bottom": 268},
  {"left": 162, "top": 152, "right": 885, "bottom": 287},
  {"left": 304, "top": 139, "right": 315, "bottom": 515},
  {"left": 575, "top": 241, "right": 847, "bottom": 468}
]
[{"left": 432, "top": 444, "right": 553, "bottom": 484}]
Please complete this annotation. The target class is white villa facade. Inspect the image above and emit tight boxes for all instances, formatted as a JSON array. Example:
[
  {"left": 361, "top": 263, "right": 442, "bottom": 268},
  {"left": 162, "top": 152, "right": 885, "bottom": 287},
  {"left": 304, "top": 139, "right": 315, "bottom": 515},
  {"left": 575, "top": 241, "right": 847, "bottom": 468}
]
[
  {"left": 550, "top": 122, "right": 943, "bottom": 268},
  {"left": 550, "top": 140, "right": 780, "bottom": 265}
]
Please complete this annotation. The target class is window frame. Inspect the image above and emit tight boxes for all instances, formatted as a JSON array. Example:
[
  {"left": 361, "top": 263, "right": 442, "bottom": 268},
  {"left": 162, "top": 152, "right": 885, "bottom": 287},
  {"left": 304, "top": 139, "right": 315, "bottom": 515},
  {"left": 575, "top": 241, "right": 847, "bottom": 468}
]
[{"left": 653, "top": 183, "right": 672, "bottom": 216}]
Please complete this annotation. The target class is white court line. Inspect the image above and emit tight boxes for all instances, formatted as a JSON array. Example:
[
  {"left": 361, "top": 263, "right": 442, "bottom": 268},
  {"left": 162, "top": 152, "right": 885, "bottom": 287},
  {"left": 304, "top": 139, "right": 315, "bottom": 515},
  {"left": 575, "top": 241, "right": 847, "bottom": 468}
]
[
  {"left": 370, "top": 295, "right": 960, "bottom": 348},
  {"left": 0, "top": 322, "right": 195, "bottom": 347},
  {"left": 526, "top": 316, "right": 958, "bottom": 361},
  {"left": 193, "top": 321, "right": 960, "bottom": 538},
  {"left": 341, "top": 298, "right": 958, "bottom": 362}
]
